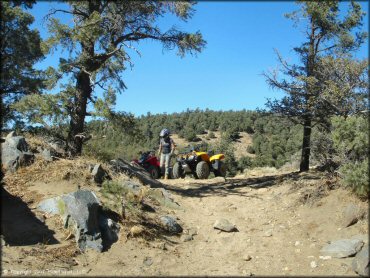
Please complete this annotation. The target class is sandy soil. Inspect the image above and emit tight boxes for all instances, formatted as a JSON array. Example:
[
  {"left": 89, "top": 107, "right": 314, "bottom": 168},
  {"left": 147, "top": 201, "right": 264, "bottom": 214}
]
[{"left": 1, "top": 167, "right": 368, "bottom": 276}]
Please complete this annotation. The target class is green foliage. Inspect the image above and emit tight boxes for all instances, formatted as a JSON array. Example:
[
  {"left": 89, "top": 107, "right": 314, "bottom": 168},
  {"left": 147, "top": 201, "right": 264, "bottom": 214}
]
[
  {"left": 1, "top": 1, "right": 45, "bottom": 127},
  {"left": 210, "top": 132, "right": 238, "bottom": 177},
  {"left": 16, "top": 2, "right": 206, "bottom": 155},
  {"left": 206, "top": 131, "right": 216, "bottom": 140},
  {"left": 251, "top": 115, "right": 302, "bottom": 168},
  {"left": 340, "top": 160, "right": 369, "bottom": 198},
  {"left": 237, "top": 156, "right": 252, "bottom": 173},
  {"left": 311, "top": 127, "right": 337, "bottom": 169},
  {"left": 265, "top": 0, "right": 367, "bottom": 171},
  {"left": 331, "top": 116, "right": 368, "bottom": 162}
]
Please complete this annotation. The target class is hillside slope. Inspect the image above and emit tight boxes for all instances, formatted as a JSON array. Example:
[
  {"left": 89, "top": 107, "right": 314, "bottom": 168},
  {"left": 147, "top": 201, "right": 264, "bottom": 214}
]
[{"left": 1, "top": 155, "right": 368, "bottom": 276}]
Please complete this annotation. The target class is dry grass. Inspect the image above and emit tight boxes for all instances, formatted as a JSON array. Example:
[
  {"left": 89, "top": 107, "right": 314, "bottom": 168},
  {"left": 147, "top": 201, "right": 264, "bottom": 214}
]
[
  {"left": 20, "top": 243, "right": 80, "bottom": 268},
  {"left": 4, "top": 156, "right": 107, "bottom": 187},
  {"left": 26, "top": 134, "right": 51, "bottom": 153},
  {"left": 3, "top": 155, "right": 118, "bottom": 204}
]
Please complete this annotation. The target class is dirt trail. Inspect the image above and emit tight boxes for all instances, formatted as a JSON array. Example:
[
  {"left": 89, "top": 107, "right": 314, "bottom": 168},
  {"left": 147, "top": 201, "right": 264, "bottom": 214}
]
[{"left": 2, "top": 170, "right": 368, "bottom": 276}]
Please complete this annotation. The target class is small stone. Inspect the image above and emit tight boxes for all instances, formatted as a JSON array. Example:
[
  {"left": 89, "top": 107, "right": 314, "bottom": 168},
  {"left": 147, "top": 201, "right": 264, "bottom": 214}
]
[
  {"left": 243, "top": 255, "right": 252, "bottom": 261},
  {"left": 130, "top": 225, "right": 144, "bottom": 237},
  {"left": 310, "top": 261, "right": 318, "bottom": 268},
  {"left": 159, "top": 215, "right": 183, "bottom": 234},
  {"left": 295, "top": 241, "right": 301, "bottom": 246},
  {"left": 213, "top": 219, "right": 238, "bottom": 232},
  {"left": 263, "top": 229, "right": 273, "bottom": 237},
  {"left": 143, "top": 257, "right": 153, "bottom": 266},
  {"left": 319, "top": 256, "right": 332, "bottom": 260}
]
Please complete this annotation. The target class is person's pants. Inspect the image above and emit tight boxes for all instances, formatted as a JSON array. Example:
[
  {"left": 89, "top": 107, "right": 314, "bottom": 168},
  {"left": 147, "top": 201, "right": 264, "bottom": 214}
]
[{"left": 160, "top": 153, "right": 171, "bottom": 176}]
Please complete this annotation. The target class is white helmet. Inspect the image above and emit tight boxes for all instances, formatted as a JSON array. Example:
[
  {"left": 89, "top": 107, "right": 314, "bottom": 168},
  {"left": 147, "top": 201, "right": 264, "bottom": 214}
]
[{"left": 160, "top": 128, "right": 170, "bottom": 137}]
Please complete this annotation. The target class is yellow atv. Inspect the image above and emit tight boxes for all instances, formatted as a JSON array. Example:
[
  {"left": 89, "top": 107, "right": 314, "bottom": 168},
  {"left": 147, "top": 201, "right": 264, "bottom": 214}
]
[{"left": 172, "top": 146, "right": 227, "bottom": 179}]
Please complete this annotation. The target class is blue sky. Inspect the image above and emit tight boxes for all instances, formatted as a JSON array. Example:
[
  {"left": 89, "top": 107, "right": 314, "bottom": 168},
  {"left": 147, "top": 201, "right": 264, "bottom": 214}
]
[{"left": 30, "top": 1, "right": 369, "bottom": 117}]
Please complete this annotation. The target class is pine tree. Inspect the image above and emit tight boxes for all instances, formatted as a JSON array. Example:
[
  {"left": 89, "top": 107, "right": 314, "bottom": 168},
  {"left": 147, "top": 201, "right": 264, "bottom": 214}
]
[
  {"left": 0, "top": 0, "right": 44, "bottom": 128},
  {"left": 15, "top": 1, "right": 205, "bottom": 155},
  {"left": 264, "top": 1, "right": 367, "bottom": 171}
]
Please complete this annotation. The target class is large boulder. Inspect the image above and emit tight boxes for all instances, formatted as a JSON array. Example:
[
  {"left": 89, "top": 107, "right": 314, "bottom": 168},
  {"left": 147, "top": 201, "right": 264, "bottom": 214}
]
[
  {"left": 342, "top": 203, "right": 365, "bottom": 228},
  {"left": 1, "top": 131, "right": 34, "bottom": 172},
  {"left": 352, "top": 245, "right": 369, "bottom": 277},
  {"left": 320, "top": 239, "right": 364, "bottom": 258},
  {"left": 38, "top": 190, "right": 120, "bottom": 252},
  {"left": 110, "top": 158, "right": 163, "bottom": 188}
]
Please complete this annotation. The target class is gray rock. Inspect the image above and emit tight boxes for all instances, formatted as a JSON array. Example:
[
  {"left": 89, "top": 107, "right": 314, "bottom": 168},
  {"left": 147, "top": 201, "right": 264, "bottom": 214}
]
[
  {"left": 41, "top": 149, "right": 53, "bottom": 161},
  {"left": 6, "top": 136, "right": 29, "bottom": 152},
  {"left": 44, "top": 137, "right": 67, "bottom": 156},
  {"left": 91, "top": 164, "right": 109, "bottom": 185},
  {"left": 320, "top": 239, "right": 364, "bottom": 258},
  {"left": 61, "top": 190, "right": 103, "bottom": 252},
  {"left": 38, "top": 190, "right": 120, "bottom": 252},
  {"left": 143, "top": 257, "right": 153, "bottom": 266},
  {"left": 352, "top": 245, "right": 369, "bottom": 277},
  {"left": 148, "top": 188, "right": 181, "bottom": 210},
  {"left": 122, "top": 181, "right": 142, "bottom": 194},
  {"left": 263, "top": 229, "right": 273, "bottom": 237},
  {"left": 1, "top": 134, "right": 34, "bottom": 172},
  {"left": 38, "top": 197, "right": 62, "bottom": 215},
  {"left": 352, "top": 234, "right": 369, "bottom": 244},
  {"left": 159, "top": 215, "right": 183, "bottom": 234},
  {"left": 99, "top": 216, "right": 120, "bottom": 244},
  {"left": 343, "top": 204, "right": 365, "bottom": 227},
  {"left": 213, "top": 219, "right": 238, "bottom": 232}
]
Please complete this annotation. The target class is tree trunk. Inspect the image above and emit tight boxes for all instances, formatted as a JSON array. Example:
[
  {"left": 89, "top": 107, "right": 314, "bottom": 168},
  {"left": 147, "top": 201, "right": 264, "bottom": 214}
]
[
  {"left": 300, "top": 116, "right": 312, "bottom": 172},
  {"left": 68, "top": 70, "right": 91, "bottom": 156}
]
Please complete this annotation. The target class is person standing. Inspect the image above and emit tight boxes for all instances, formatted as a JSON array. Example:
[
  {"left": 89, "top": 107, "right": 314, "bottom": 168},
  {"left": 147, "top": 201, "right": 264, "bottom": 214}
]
[{"left": 158, "top": 128, "right": 176, "bottom": 179}]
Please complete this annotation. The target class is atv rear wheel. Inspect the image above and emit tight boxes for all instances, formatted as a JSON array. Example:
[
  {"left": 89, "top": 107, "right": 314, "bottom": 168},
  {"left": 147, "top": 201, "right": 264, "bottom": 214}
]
[
  {"left": 147, "top": 165, "right": 160, "bottom": 179},
  {"left": 172, "top": 162, "right": 185, "bottom": 179},
  {"left": 196, "top": 161, "right": 210, "bottom": 179},
  {"left": 214, "top": 161, "right": 227, "bottom": 177}
]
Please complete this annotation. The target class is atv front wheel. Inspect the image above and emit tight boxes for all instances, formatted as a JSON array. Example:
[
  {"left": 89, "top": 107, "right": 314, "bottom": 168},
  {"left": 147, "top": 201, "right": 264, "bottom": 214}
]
[
  {"left": 172, "top": 162, "right": 185, "bottom": 179},
  {"left": 214, "top": 161, "right": 227, "bottom": 177},
  {"left": 196, "top": 161, "right": 210, "bottom": 179},
  {"left": 147, "top": 165, "right": 160, "bottom": 179}
]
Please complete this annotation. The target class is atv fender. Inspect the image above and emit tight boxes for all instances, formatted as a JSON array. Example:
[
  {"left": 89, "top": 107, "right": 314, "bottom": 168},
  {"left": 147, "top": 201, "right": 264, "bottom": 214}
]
[
  {"left": 195, "top": 152, "right": 210, "bottom": 162},
  {"left": 210, "top": 154, "right": 224, "bottom": 162}
]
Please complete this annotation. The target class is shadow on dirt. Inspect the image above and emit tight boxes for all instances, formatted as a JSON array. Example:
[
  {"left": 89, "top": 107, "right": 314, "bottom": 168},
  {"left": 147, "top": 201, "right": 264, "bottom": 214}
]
[
  {"left": 160, "top": 171, "right": 303, "bottom": 198},
  {"left": 1, "top": 186, "right": 59, "bottom": 246}
]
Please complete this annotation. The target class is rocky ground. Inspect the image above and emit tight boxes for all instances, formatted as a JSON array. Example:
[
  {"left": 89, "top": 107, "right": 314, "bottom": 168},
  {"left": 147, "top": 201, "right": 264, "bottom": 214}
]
[
  {"left": 1, "top": 132, "right": 368, "bottom": 276},
  {"left": 2, "top": 166, "right": 368, "bottom": 276}
]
